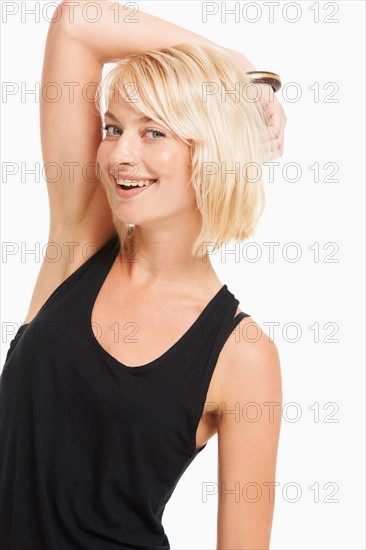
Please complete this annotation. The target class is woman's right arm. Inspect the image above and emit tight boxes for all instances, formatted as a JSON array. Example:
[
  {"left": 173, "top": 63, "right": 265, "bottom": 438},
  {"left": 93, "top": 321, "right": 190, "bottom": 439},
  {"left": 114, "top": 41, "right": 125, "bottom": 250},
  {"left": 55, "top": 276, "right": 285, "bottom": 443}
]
[
  {"left": 23, "top": 4, "right": 117, "bottom": 325},
  {"left": 42, "top": 0, "right": 258, "bottom": 243},
  {"left": 24, "top": 2, "right": 284, "bottom": 325},
  {"left": 60, "top": 0, "right": 256, "bottom": 67},
  {"left": 41, "top": 3, "right": 116, "bottom": 246},
  {"left": 27, "top": 1, "right": 252, "bottom": 325},
  {"left": 43, "top": 1, "right": 258, "bottom": 240}
]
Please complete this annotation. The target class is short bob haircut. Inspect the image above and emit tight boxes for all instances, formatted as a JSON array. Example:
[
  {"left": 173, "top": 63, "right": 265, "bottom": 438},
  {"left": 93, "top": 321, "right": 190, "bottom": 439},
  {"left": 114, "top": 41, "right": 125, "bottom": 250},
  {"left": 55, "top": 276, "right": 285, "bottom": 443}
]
[{"left": 96, "top": 42, "right": 270, "bottom": 258}]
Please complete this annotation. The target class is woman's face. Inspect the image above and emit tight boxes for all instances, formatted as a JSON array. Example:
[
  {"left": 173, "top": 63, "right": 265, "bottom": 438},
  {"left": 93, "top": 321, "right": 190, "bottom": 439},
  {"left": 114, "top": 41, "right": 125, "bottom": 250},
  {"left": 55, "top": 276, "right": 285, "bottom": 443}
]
[{"left": 97, "top": 95, "right": 198, "bottom": 229}]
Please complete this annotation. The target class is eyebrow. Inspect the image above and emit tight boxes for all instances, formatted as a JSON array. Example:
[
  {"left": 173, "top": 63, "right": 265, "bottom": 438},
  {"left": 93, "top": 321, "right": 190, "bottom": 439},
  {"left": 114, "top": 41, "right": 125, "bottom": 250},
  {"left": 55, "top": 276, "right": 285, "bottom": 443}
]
[{"left": 104, "top": 111, "right": 155, "bottom": 124}]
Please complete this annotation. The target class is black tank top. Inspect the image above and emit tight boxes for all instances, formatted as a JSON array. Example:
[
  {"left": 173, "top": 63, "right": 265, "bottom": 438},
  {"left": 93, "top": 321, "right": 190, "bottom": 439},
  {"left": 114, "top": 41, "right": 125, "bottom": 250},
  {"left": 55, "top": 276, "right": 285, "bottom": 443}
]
[{"left": 0, "top": 234, "right": 249, "bottom": 549}]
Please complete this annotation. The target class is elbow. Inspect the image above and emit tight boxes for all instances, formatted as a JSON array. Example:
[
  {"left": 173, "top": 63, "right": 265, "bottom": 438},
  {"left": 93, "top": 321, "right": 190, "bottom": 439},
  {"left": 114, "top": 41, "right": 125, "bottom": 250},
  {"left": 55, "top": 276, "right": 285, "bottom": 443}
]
[{"left": 48, "top": 1, "right": 80, "bottom": 38}]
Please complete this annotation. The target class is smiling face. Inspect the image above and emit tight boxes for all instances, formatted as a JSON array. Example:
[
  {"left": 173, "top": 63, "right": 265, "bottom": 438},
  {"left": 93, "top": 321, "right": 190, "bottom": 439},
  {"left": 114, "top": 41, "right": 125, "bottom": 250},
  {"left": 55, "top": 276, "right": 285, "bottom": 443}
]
[{"left": 96, "top": 96, "right": 199, "bottom": 229}]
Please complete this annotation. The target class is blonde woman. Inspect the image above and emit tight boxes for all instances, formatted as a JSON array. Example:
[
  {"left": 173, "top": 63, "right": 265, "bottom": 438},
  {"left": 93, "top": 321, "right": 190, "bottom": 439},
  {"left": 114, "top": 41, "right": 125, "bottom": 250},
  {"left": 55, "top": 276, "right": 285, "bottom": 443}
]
[{"left": 0, "top": 1, "right": 285, "bottom": 548}]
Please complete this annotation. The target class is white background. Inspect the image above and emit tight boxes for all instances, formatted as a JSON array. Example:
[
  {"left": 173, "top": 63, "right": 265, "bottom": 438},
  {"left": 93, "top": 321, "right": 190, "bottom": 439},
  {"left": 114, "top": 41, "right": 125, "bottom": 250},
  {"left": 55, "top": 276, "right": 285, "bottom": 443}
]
[{"left": 1, "top": 1, "right": 365, "bottom": 548}]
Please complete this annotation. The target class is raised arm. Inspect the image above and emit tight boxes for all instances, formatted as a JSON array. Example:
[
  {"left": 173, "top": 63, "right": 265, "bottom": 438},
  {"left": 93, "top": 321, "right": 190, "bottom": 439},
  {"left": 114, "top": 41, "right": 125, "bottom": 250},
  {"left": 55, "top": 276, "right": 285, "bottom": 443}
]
[
  {"left": 44, "top": 0, "right": 284, "bottom": 241},
  {"left": 25, "top": 0, "right": 283, "bottom": 325},
  {"left": 43, "top": 1, "right": 258, "bottom": 242},
  {"left": 25, "top": 0, "right": 261, "bottom": 325},
  {"left": 59, "top": 0, "right": 257, "bottom": 66}
]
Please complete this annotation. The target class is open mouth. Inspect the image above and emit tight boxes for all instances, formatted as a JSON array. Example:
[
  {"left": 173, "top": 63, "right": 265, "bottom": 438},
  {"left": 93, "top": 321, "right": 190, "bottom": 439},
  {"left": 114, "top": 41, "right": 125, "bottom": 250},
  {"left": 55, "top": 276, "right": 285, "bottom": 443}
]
[{"left": 114, "top": 177, "right": 157, "bottom": 190}]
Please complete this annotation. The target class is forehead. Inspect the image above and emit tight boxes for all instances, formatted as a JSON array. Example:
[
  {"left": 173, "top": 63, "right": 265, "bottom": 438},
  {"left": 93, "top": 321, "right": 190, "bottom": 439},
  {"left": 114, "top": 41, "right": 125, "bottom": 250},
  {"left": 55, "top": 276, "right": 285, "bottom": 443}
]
[{"left": 105, "top": 96, "right": 149, "bottom": 120}]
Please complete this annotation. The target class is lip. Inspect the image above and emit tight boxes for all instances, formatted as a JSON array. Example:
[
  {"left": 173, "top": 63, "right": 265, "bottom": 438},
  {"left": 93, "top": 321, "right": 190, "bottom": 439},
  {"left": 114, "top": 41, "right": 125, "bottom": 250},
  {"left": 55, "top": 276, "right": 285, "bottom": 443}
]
[{"left": 114, "top": 179, "right": 157, "bottom": 198}]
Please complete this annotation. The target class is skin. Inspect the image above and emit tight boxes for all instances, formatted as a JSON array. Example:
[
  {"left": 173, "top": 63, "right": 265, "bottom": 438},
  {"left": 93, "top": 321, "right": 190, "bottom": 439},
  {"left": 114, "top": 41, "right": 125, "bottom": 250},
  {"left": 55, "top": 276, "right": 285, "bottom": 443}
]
[
  {"left": 96, "top": 98, "right": 216, "bottom": 289},
  {"left": 21, "top": 4, "right": 283, "bottom": 548}
]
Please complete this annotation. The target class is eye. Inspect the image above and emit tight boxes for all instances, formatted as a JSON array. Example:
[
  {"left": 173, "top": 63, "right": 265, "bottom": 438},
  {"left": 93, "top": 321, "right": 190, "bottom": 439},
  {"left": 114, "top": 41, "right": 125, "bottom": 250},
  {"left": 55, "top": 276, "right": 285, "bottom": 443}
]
[
  {"left": 102, "top": 125, "right": 121, "bottom": 136},
  {"left": 102, "top": 125, "right": 166, "bottom": 139},
  {"left": 145, "top": 129, "right": 166, "bottom": 139}
]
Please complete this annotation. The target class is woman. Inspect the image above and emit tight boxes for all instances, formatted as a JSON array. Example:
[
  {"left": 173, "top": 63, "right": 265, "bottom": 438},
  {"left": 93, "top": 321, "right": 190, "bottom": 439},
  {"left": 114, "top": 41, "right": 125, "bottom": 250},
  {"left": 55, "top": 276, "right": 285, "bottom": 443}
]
[{"left": 0, "top": 1, "right": 285, "bottom": 548}]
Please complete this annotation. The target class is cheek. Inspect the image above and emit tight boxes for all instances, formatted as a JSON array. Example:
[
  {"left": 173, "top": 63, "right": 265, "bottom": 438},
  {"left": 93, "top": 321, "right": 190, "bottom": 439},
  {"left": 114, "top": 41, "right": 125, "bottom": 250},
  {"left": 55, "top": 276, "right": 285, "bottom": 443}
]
[
  {"left": 155, "top": 150, "right": 175, "bottom": 172},
  {"left": 155, "top": 148, "right": 191, "bottom": 178}
]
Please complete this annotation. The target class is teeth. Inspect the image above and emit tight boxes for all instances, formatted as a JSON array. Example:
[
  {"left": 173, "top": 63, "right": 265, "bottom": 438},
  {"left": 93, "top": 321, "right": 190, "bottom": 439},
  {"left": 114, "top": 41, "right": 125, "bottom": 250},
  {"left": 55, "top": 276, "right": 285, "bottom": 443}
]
[{"left": 116, "top": 179, "right": 156, "bottom": 187}]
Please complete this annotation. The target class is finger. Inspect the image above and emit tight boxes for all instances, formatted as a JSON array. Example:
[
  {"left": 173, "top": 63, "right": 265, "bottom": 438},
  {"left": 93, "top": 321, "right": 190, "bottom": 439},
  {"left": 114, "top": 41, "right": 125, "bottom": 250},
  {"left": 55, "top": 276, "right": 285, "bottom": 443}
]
[
  {"left": 263, "top": 125, "right": 280, "bottom": 141},
  {"left": 263, "top": 134, "right": 285, "bottom": 160},
  {"left": 268, "top": 111, "right": 281, "bottom": 134},
  {"left": 268, "top": 127, "right": 280, "bottom": 141},
  {"left": 263, "top": 137, "right": 280, "bottom": 152},
  {"left": 263, "top": 101, "right": 286, "bottom": 132},
  {"left": 262, "top": 136, "right": 283, "bottom": 159}
]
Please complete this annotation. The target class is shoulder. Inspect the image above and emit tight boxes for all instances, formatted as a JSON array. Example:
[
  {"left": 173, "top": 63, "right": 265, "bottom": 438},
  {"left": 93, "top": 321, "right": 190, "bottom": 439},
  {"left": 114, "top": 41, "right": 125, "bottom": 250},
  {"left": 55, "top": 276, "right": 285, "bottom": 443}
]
[
  {"left": 210, "top": 314, "right": 282, "bottom": 414},
  {"left": 23, "top": 231, "right": 117, "bottom": 325}
]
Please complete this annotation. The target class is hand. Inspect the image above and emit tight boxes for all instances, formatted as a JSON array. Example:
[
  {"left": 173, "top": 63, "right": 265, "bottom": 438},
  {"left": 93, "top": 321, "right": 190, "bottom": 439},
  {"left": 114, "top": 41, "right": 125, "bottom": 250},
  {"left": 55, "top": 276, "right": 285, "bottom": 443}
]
[
  {"left": 221, "top": 47, "right": 287, "bottom": 161},
  {"left": 256, "top": 83, "right": 287, "bottom": 161}
]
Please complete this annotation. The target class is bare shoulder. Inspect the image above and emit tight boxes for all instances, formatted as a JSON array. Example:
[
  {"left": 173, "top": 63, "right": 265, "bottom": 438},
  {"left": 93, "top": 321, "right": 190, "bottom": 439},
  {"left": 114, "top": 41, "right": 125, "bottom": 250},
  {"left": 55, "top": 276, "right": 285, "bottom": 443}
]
[
  {"left": 227, "top": 313, "right": 281, "bottom": 384},
  {"left": 23, "top": 229, "right": 116, "bottom": 325},
  {"left": 209, "top": 313, "right": 282, "bottom": 414}
]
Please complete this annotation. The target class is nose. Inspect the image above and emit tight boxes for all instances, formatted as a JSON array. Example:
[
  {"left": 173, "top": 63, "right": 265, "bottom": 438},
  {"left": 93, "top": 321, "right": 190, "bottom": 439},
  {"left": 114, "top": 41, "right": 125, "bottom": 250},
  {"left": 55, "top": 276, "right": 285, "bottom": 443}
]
[{"left": 108, "top": 132, "right": 140, "bottom": 177}]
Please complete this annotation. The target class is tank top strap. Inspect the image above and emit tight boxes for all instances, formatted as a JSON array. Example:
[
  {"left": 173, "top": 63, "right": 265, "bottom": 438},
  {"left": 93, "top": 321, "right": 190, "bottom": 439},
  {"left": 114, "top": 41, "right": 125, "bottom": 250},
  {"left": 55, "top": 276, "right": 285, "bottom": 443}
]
[
  {"left": 77, "top": 234, "right": 125, "bottom": 326},
  {"left": 188, "top": 292, "right": 250, "bottom": 445},
  {"left": 231, "top": 310, "right": 250, "bottom": 328},
  {"left": 17, "top": 234, "right": 120, "bottom": 334},
  {"left": 79, "top": 234, "right": 120, "bottom": 297}
]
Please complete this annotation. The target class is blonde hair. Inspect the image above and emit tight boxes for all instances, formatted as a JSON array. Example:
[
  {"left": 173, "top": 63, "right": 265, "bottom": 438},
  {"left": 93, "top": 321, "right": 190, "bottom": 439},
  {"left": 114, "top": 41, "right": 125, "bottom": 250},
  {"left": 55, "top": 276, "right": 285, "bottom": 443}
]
[{"left": 97, "top": 42, "right": 270, "bottom": 258}]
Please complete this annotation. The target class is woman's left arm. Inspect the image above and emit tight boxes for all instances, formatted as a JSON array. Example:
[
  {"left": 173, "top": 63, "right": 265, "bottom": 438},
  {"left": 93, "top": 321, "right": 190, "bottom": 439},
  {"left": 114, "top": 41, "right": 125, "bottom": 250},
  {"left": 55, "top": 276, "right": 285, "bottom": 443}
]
[{"left": 216, "top": 326, "right": 283, "bottom": 549}]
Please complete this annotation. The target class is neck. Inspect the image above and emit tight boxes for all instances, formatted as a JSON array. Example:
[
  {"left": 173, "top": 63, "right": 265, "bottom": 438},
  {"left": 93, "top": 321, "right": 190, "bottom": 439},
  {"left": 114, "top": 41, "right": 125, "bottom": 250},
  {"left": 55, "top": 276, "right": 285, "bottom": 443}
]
[{"left": 118, "top": 218, "right": 217, "bottom": 290}]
